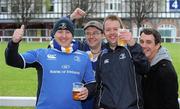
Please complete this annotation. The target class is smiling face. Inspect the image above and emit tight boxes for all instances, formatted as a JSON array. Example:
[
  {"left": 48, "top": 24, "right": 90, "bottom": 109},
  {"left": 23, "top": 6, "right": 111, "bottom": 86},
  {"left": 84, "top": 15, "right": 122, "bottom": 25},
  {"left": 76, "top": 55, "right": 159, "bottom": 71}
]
[
  {"left": 140, "top": 33, "right": 160, "bottom": 62},
  {"left": 85, "top": 27, "right": 103, "bottom": 49},
  {"left": 54, "top": 29, "right": 73, "bottom": 48},
  {"left": 104, "top": 19, "right": 120, "bottom": 49}
]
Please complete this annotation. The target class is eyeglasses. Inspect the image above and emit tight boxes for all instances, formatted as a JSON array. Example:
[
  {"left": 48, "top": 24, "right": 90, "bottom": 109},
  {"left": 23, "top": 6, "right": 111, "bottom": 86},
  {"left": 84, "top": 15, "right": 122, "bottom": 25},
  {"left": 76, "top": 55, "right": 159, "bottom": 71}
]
[{"left": 85, "top": 31, "right": 102, "bottom": 37}]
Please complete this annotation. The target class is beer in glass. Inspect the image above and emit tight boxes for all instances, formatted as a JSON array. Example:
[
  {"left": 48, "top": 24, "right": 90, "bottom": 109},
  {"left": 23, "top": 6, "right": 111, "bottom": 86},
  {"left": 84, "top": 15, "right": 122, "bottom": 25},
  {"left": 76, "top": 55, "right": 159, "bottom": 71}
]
[{"left": 72, "top": 82, "right": 84, "bottom": 100}]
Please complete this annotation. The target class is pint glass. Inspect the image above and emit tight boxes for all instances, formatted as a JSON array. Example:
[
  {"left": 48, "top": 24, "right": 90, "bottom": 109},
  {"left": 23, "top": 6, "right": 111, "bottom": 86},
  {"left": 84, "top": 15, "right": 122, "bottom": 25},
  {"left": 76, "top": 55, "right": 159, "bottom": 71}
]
[
  {"left": 118, "top": 29, "right": 129, "bottom": 46},
  {"left": 72, "top": 82, "right": 84, "bottom": 100}
]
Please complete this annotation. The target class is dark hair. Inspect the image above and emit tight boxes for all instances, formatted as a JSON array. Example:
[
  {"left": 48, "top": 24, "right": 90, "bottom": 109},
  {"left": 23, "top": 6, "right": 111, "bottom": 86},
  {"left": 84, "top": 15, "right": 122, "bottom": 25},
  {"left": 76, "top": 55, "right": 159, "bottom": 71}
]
[
  {"left": 103, "top": 15, "right": 124, "bottom": 29},
  {"left": 140, "top": 28, "right": 161, "bottom": 45}
]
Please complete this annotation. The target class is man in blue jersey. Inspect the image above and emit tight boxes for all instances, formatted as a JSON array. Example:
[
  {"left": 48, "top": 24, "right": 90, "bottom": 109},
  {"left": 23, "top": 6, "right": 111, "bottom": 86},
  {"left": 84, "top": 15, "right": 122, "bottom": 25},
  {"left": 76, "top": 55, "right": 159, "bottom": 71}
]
[{"left": 5, "top": 17, "right": 96, "bottom": 109}]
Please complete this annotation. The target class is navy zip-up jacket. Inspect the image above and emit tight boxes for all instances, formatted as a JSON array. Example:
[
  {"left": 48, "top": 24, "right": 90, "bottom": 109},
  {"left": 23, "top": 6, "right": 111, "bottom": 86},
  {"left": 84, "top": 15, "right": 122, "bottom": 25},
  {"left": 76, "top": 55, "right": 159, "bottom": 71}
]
[{"left": 96, "top": 43, "right": 149, "bottom": 109}]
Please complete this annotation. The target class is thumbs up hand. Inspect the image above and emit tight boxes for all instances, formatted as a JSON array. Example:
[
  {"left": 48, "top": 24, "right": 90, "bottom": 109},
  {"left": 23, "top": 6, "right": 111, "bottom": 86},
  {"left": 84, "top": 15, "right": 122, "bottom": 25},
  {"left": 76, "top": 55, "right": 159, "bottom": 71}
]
[{"left": 12, "top": 25, "right": 24, "bottom": 43}]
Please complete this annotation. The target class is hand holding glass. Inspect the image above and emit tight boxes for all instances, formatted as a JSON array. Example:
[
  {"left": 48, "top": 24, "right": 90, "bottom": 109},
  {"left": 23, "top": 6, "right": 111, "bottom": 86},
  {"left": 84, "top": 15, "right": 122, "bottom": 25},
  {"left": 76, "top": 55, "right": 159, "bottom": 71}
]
[
  {"left": 118, "top": 29, "right": 129, "bottom": 46},
  {"left": 72, "top": 82, "right": 84, "bottom": 100}
]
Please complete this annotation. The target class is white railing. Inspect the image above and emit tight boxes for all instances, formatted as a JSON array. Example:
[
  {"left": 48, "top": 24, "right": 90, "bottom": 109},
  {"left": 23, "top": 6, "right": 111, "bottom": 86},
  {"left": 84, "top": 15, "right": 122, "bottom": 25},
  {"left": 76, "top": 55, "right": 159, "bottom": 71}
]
[
  {"left": 0, "top": 36, "right": 85, "bottom": 42},
  {"left": 0, "top": 36, "right": 180, "bottom": 43},
  {"left": 0, "top": 96, "right": 36, "bottom": 107},
  {"left": 0, "top": 96, "right": 180, "bottom": 107}
]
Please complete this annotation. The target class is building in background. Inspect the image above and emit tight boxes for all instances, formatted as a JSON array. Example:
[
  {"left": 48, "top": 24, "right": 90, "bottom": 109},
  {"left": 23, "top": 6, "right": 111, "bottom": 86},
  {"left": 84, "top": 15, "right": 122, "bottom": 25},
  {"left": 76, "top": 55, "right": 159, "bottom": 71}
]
[{"left": 0, "top": 0, "right": 180, "bottom": 42}]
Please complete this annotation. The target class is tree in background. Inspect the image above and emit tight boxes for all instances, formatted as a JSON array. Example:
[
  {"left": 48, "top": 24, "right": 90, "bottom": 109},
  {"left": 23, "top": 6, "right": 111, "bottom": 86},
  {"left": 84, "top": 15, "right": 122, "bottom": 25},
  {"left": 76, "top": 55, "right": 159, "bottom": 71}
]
[
  {"left": 10, "top": 0, "right": 45, "bottom": 28},
  {"left": 129, "top": 0, "right": 159, "bottom": 36}
]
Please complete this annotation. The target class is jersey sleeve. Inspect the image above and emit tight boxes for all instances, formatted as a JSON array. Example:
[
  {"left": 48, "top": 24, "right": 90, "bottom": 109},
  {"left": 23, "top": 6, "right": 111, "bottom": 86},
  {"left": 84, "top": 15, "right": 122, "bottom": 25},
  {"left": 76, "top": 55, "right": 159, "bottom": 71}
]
[
  {"left": 21, "top": 49, "right": 39, "bottom": 68},
  {"left": 83, "top": 56, "right": 96, "bottom": 84}
]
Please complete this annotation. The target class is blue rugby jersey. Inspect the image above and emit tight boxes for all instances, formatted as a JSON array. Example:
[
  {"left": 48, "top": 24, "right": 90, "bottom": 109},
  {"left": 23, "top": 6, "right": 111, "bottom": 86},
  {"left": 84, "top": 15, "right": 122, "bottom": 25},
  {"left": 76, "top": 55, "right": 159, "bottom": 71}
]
[{"left": 21, "top": 48, "right": 95, "bottom": 109}]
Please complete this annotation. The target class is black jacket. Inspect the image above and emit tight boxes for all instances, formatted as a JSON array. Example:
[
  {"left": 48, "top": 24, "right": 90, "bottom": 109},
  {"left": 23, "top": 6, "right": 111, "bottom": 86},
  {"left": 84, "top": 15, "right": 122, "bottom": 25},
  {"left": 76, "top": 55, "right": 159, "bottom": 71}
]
[
  {"left": 142, "top": 47, "right": 179, "bottom": 109},
  {"left": 96, "top": 43, "right": 149, "bottom": 109}
]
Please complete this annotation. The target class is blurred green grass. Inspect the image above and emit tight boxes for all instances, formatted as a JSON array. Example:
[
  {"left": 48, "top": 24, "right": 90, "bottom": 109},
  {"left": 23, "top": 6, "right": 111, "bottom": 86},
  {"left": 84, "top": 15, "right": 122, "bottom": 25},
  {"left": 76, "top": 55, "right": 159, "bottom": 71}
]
[
  {"left": 0, "top": 42, "right": 48, "bottom": 96},
  {"left": 0, "top": 42, "right": 179, "bottom": 109},
  {"left": 162, "top": 43, "right": 180, "bottom": 85},
  {"left": 0, "top": 107, "right": 33, "bottom": 109}
]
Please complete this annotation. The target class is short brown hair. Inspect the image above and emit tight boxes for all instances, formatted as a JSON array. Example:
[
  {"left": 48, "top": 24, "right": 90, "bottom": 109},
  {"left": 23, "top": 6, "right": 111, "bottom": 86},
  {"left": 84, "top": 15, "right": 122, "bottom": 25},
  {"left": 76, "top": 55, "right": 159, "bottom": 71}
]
[
  {"left": 140, "top": 28, "right": 161, "bottom": 45},
  {"left": 103, "top": 15, "right": 124, "bottom": 29}
]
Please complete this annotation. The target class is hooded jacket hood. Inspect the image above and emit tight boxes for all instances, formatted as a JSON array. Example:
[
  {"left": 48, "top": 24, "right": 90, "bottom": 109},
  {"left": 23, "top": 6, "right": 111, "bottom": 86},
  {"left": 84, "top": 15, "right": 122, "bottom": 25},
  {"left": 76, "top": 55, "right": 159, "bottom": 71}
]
[{"left": 151, "top": 47, "right": 172, "bottom": 66}]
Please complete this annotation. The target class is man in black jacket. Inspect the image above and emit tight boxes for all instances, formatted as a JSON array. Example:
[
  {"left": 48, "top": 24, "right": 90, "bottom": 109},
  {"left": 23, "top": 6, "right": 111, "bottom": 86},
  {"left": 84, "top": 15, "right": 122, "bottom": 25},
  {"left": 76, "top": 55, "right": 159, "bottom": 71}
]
[
  {"left": 95, "top": 15, "right": 149, "bottom": 109},
  {"left": 140, "top": 28, "right": 179, "bottom": 109}
]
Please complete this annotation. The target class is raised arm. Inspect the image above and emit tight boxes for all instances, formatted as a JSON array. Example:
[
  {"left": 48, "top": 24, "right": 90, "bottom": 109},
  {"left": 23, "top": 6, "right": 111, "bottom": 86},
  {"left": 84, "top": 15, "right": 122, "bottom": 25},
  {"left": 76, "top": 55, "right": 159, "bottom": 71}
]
[
  {"left": 127, "top": 43, "right": 150, "bottom": 75},
  {"left": 70, "top": 8, "right": 86, "bottom": 21},
  {"left": 5, "top": 25, "right": 25, "bottom": 68}
]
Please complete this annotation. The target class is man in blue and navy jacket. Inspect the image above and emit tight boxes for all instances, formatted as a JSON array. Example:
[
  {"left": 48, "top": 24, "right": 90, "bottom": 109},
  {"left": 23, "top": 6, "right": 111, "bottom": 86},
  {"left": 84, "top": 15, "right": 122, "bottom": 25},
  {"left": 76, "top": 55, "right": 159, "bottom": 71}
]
[{"left": 5, "top": 17, "right": 96, "bottom": 109}]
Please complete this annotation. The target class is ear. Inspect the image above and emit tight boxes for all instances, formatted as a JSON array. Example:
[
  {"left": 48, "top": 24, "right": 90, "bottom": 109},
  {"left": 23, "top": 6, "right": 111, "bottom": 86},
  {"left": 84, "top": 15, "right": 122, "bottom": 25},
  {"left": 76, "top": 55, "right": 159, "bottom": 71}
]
[{"left": 155, "top": 43, "right": 161, "bottom": 50}]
